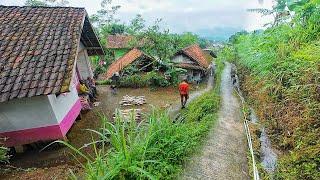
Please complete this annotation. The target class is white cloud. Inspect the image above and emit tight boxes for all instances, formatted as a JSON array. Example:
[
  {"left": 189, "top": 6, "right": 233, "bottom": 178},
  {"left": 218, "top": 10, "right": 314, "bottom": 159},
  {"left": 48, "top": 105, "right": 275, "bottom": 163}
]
[{"left": 0, "top": 0, "right": 275, "bottom": 38}]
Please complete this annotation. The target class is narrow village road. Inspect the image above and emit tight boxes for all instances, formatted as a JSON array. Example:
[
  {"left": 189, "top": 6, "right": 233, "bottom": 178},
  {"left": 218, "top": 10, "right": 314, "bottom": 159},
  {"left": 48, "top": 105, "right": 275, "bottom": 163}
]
[{"left": 181, "top": 62, "right": 249, "bottom": 180}]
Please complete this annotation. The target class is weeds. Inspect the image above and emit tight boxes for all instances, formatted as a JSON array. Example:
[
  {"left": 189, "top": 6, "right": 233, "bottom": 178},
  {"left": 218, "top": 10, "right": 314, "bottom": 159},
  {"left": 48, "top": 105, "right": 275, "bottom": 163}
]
[{"left": 225, "top": 1, "right": 320, "bottom": 179}]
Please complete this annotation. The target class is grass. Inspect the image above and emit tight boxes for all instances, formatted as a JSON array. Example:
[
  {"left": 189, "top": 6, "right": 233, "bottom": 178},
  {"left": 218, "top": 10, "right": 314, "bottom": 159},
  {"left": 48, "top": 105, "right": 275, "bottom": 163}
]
[
  {"left": 54, "top": 56, "right": 224, "bottom": 179},
  {"left": 225, "top": 3, "right": 320, "bottom": 178},
  {"left": 58, "top": 93, "right": 220, "bottom": 179}
]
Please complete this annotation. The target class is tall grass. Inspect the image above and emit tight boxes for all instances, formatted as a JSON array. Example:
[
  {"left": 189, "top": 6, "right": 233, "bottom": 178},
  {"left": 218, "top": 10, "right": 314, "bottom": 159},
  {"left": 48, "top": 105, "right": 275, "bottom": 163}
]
[
  {"left": 57, "top": 89, "right": 220, "bottom": 179},
  {"left": 227, "top": 2, "right": 320, "bottom": 178},
  {"left": 55, "top": 59, "right": 224, "bottom": 179}
]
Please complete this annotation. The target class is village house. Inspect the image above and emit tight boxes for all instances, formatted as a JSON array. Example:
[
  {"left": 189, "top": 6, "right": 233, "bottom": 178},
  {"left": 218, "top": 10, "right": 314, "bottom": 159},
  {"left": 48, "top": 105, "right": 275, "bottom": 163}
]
[
  {"left": 172, "top": 44, "right": 211, "bottom": 83},
  {"left": 0, "top": 6, "right": 104, "bottom": 147},
  {"left": 105, "top": 48, "right": 155, "bottom": 79},
  {"left": 107, "top": 35, "right": 135, "bottom": 60},
  {"left": 107, "top": 34, "right": 146, "bottom": 60}
]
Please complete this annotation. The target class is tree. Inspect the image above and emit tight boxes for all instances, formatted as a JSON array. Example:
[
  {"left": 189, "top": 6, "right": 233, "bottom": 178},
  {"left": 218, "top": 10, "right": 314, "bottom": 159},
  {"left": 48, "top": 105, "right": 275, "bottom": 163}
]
[
  {"left": 139, "top": 20, "right": 175, "bottom": 62},
  {"left": 25, "top": 0, "right": 69, "bottom": 6},
  {"left": 90, "top": 0, "right": 121, "bottom": 28},
  {"left": 127, "top": 14, "right": 146, "bottom": 35}
]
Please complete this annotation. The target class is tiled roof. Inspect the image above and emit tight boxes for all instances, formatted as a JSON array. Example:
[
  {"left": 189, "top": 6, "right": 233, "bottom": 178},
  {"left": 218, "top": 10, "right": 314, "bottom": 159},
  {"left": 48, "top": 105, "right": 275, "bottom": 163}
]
[
  {"left": 106, "top": 35, "right": 133, "bottom": 49},
  {"left": 0, "top": 6, "right": 103, "bottom": 102},
  {"left": 180, "top": 44, "right": 210, "bottom": 69},
  {"left": 106, "top": 35, "right": 145, "bottom": 49},
  {"left": 105, "top": 48, "right": 147, "bottom": 79}
]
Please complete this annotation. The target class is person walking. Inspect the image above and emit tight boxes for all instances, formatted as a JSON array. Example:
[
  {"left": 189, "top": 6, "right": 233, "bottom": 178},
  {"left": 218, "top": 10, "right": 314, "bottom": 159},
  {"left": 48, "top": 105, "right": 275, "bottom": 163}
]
[{"left": 179, "top": 78, "right": 190, "bottom": 109}]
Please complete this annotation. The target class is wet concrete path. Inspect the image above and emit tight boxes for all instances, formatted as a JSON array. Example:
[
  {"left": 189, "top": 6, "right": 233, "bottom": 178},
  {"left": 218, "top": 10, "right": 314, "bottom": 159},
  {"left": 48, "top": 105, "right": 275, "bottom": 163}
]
[{"left": 181, "top": 63, "right": 249, "bottom": 180}]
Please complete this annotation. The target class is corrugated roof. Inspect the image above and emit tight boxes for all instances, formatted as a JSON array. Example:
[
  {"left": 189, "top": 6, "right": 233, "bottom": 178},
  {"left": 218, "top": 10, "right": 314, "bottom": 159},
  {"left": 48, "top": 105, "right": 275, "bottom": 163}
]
[{"left": 0, "top": 6, "right": 104, "bottom": 102}]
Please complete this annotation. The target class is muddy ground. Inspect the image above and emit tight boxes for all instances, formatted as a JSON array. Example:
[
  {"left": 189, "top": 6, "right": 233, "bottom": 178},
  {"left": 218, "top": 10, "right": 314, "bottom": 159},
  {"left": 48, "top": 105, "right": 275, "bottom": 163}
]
[{"left": 0, "top": 83, "right": 206, "bottom": 180}]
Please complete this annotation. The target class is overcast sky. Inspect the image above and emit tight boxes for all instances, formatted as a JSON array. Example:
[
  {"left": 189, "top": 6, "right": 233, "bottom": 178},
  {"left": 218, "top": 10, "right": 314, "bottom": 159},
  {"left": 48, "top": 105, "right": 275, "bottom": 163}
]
[{"left": 1, "top": 0, "right": 274, "bottom": 39}]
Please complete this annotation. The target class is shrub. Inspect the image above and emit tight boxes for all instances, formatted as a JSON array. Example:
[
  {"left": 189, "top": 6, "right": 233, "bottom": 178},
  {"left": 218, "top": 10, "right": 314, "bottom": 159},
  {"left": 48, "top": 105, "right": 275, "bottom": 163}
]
[
  {"left": 0, "top": 142, "right": 8, "bottom": 163},
  {"left": 119, "top": 74, "right": 148, "bottom": 88},
  {"left": 118, "top": 71, "right": 170, "bottom": 88},
  {"left": 145, "top": 71, "right": 170, "bottom": 87},
  {"left": 95, "top": 79, "right": 112, "bottom": 85}
]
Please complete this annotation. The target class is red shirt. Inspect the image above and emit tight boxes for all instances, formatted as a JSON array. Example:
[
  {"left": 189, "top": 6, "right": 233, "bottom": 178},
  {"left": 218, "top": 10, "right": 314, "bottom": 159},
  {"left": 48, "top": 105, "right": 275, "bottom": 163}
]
[{"left": 179, "top": 82, "right": 189, "bottom": 95}]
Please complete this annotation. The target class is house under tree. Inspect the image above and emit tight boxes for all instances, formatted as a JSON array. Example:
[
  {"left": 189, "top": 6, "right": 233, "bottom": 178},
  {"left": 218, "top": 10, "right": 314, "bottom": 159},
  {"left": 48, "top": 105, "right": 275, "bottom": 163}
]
[
  {"left": 172, "top": 44, "right": 210, "bottom": 83},
  {"left": 106, "top": 34, "right": 146, "bottom": 60},
  {"left": 105, "top": 48, "right": 155, "bottom": 79},
  {"left": 0, "top": 6, "right": 104, "bottom": 147}
]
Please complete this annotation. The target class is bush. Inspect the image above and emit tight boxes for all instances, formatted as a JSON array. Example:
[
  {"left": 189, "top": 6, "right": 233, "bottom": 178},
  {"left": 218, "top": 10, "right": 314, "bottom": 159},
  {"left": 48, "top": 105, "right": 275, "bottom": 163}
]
[
  {"left": 95, "top": 79, "right": 112, "bottom": 85},
  {"left": 145, "top": 71, "right": 170, "bottom": 87},
  {"left": 119, "top": 74, "right": 148, "bottom": 88},
  {"left": 0, "top": 142, "right": 8, "bottom": 163},
  {"left": 118, "top": 71, "right": 170, "bottom": 88}
]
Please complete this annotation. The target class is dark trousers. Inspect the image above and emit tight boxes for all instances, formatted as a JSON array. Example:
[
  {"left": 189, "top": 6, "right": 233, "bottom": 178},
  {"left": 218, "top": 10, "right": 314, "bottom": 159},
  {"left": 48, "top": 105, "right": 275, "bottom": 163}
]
[{"left": 180, "top": 94, "right": 189, "bottom": 108}]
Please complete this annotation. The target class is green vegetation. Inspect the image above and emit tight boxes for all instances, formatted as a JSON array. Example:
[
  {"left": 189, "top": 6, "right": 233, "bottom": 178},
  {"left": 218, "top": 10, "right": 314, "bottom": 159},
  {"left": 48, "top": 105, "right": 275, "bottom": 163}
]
[
  {"left": 0, "top": 142, "right": 8, "bottom": 163},
  {"left": 114, "top": 49, "right": 130, "bottom": 60},
  {"left": 86, "top": 0, "right": 211, "bottom": 79},
  {"left": 60, "top": 92, "right": 220, "bottom": 179},
  {"left": 59, "top": 55, "right": 224, "bottom": 179},
  {"left": 223, "top": 1, "right": 320, "bottom": 179},
  {"left": 118, "top": 71, "right": 170, "bottom": 88}
]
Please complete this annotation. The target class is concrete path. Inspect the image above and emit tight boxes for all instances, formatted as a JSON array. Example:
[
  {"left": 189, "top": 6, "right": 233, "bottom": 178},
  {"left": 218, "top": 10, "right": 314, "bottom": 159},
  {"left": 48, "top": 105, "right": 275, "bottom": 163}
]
[{"left": 181, "top": 63, "right": 249, "bottom": 180}]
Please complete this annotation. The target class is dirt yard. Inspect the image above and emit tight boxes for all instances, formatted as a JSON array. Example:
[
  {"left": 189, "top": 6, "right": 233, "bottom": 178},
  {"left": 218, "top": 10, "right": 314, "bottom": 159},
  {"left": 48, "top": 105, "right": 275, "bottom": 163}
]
[{"left": 0, "top": 83, "right": 206, "bottom": 180}]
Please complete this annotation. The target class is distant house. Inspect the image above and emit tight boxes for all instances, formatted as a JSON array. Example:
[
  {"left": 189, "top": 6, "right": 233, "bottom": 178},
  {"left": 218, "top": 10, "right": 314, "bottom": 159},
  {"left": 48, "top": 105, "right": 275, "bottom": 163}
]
[
  {"left": 0, "top": 6, "right": 104, "bottom": 147},
  {"left": 172, "top": 44, "right": 210, "bottom": 83},
  {"left": 106, "top": 35, "right": 145, "bottom": 60},
  {"left": 105, "top": 48, "right": 155, "bottom": 79},
  {"left": 107, "top": 35, "right": 134, "bottom": 60}
]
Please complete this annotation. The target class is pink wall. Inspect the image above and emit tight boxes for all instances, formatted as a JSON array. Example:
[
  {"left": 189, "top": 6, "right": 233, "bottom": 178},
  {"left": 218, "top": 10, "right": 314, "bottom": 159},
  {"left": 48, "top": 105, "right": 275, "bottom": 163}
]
[{"left": 0, "top": 100, "right": 81, "bottom": 147}]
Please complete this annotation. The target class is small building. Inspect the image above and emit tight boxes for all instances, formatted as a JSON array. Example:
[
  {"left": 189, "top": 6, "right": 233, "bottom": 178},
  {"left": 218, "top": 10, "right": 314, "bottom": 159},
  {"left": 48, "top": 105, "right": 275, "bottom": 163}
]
[
  {"left": 0, "top": 6, "right": 104, "bottom": 147},
  {"left": 105, "top": 48, "right": 155, "bottom": 79},
  {"left": 172, "top": 44, "right": 210, "bottom": 83},
  {"left": 107, "top": 35, "right": 134, "bottom": 60},
  {"left": 107, "top": 35, "right": 145, "bottom": 60}
]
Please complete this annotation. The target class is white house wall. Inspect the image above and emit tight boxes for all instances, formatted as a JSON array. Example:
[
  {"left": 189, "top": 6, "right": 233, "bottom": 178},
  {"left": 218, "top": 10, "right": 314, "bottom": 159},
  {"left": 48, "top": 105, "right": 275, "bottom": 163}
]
[
  {"left": 0, "top": 96, "right": 57, "bottom": 132},
  {"left": 77, "top": 42, "right": 94, "bottom": 80},
  {"left": 47, "top": 87, "right": 79, "bottom": 124},
  {"left": 48, "top": 65, "right": 79, "bottom": 124}
]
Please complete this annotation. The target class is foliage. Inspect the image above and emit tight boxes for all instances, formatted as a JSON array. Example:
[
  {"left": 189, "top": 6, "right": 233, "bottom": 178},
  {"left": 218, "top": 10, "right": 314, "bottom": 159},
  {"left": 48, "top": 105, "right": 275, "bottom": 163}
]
[
  {"left": 126, "top": 14, "right": 146, "bottom": 35},
  {"left": 228, "top": 1, "right": 320, "bottom": 179},
  {"left": 96, "top": 79, "right": 111, "bottom": 85},
  {"left": 90, "top": 0, "right": 121, "bottom": 28},
  {"left": 59, "top": 84, "right": 220, "bottom": 179},
  {"left": 0, "top": 142, "right": 8, "bottom": 163},
  {"left": 56, "top": 56, "right": 224, "bottom": 179},
  {"left": 25, "top": 0, "right": 69, "bottom": 6},
  {"left": 118, "top": 71, "right": 170, "bottom": 88},
  {"left": 114, "top": 49, "right": 130, "bottom": 60}
]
